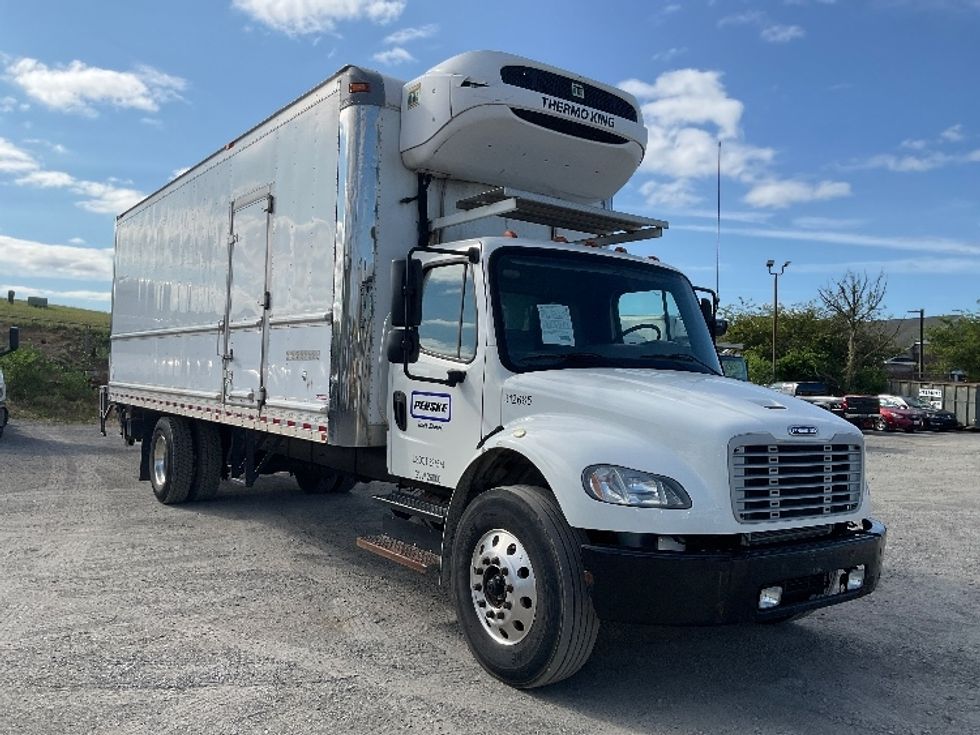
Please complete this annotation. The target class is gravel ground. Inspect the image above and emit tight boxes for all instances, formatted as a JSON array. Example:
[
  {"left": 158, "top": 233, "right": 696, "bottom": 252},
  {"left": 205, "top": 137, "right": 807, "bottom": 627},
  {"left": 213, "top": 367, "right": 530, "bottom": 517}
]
[{"left": 0, "top": 420, "right": 977, "bottom": 735}]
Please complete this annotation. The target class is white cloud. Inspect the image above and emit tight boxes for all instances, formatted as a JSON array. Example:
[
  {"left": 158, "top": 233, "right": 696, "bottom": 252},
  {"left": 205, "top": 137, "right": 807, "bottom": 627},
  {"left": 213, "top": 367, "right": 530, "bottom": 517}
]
[
  {"left": 860, "top": 151, "right": 953, "bottom": 172},
  {"left": 718, "top": 10, "right": 806, "bottom": 42},
  {"left": 24, "top": 138, "right": 67, "bottom": 154},
  {"left": 372, "top": 47, "right": 415, "bottom": 65},
  {"left": 793, "top": 216, "right": 866, "bottom": 229},
  {"left": 5, "top": 57, "right": 186, "bottom": 116},
  {"left": 622, "top": 70, "right": 745, "bottom": 137},
  {"left": 940, "top": 123, "right": 965, "bottom": 142},
  {"left": 761, "top": 24, "right": 805, "bottom": 42},
  {"left": 639, "top": 178, "right": 702, "bottom": 208},
  {"left": 13, "top": 167, "right": 145, "bottom": 214},
  {"left": 0, "top": 95, "right": 28, "bottom": 113},
  {"left": 0, "top": 283, "right": 110, "bottom": 303},
  {"left": 900, "top": 138, "right": 929, "bottom": 150},
  {"left": 68, "top": 237, "right": 86, "bottom": 245},
  {"left": 791, "top": 257, "right": 980, "bottom": 276},
  {"left": 677, "top": 208, "right": 774, "bottom": 224},
  {"left": 232, "top": 0, "right": 405, "bottom": 36},
  {"left": 744, "top": 179, "right": 851, "bottom": 208},
  {"left": 0, "top": 137, "right": 37, "bottom": 172},
  {"left": 383, "top": 24, "right": 438, "bottom": 44},
  {"left": 652, "top": 46, "right": 687, "bottom": 63},
  {"left": 0, "top": 235, "right": 113, "bottom": 281},
  {"left": 675, "top": 223, "right": 980, "bottom": 257},
  {"left": 15, "top": 170, "right": 74, "bottom": 187},
  {"left": 170, "top": 166, "right": 191, "bottom": 180}
]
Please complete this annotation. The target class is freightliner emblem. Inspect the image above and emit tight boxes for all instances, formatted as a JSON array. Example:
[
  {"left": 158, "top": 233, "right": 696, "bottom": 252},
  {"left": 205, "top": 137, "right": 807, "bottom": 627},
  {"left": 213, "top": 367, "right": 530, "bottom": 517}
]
[{"left": 788, "top": 425, "right": 819, "bottom": 436}]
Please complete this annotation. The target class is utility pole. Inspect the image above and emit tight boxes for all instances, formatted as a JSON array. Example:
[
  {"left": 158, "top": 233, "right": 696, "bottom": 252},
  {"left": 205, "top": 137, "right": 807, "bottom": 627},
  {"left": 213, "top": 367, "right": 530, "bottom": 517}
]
[
  {"left": 908, "top": 308, "right": 925, "bottom": 380},
  {"left": 767, "top": 260, "right": 790, "bottom": 382}
]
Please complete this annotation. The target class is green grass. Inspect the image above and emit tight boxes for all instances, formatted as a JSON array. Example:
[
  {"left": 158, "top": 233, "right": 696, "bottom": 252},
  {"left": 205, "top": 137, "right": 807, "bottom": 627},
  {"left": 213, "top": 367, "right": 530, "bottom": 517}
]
[{"left": 0, "top": 298, "right": 109, "bottom": 330}]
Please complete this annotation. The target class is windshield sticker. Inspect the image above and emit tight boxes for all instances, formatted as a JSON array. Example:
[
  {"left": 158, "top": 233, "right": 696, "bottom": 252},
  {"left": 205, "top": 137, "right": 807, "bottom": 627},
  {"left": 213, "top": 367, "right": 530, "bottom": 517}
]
[
  {"left": 537, "top": 304, "right": 575, "bottom": 346},
  {"left": 411, "top": 391, "right": 452, "bottom": 422}
]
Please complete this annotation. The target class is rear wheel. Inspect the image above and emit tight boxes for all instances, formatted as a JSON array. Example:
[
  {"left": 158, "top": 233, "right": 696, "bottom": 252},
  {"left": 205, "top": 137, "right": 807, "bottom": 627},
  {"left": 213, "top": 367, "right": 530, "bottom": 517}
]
[
  {"left": 294, "top": 466, "right": 355, "bottom": 494},
  {"left": 451, "top": 485, "right": 598, "bottom": 688},
  {"left": 149, "top": 416, "right": 195, "bottom": 504},
  {"left": 873, "top": 416, "right": 887, "bottom": 432},
  {"left": 187, "top": 421, "right": 222, "bottom": 501}
]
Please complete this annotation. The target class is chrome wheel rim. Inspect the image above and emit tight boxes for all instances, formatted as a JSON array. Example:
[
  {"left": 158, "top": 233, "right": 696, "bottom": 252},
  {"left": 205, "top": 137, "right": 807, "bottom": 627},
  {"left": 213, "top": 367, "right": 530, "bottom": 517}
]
[
  {"left": 152, "top": 433, "right": 168, "bottom": 487},
  {"left": 469, "top": 528, "right": 537, "bottom": 646}
]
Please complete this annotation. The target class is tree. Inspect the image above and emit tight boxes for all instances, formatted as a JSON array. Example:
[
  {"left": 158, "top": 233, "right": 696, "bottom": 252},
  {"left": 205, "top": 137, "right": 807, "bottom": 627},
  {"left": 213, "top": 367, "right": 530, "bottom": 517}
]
[
  {"left": 817, "top": 270, "right": 891, "bottom": 392},
  {"left": 928, "top": 302, "right": 980, "bottom": 380}
]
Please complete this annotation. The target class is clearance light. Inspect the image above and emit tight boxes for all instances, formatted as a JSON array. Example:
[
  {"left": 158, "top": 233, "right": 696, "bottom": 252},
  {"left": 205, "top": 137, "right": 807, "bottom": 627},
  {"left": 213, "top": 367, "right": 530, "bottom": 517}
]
[
  {"left": 582, "top": 465, "right": 691, "bottom": 508},
  {"left": 759, "top": 586, "right": 783, "bottom": 609},
  {"left": 503, "top": 229, "right": 518, "bottom": 238},
  {"left": 349, "top": 82, "right": 371, "bottom": 93}
]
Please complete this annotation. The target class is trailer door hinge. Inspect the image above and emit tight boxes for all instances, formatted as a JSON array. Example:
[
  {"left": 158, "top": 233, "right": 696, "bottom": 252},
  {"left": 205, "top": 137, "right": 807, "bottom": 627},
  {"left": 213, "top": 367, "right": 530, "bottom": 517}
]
[
  {"left": 263, "top": 195, "right": 274, "bottom": 214},
  {"left": 262, "top": 291, "right": 271, "bottom": 310}
]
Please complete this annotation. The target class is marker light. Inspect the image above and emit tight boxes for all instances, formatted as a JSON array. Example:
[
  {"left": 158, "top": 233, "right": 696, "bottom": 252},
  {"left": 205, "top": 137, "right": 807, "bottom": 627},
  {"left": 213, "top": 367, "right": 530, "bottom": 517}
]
[
  {"left": 582, "top": 465, "right": 691, "bottom": 508},
  {"left": 349, "top": 82, "right": 371, "bottom": 93}
]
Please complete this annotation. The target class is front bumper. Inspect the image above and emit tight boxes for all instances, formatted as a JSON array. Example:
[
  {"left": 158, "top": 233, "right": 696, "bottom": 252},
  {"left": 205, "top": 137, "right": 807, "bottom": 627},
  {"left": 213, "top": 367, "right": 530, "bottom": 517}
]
[{"left": 581, "top": 520, "right": 886, "bottom": 625}]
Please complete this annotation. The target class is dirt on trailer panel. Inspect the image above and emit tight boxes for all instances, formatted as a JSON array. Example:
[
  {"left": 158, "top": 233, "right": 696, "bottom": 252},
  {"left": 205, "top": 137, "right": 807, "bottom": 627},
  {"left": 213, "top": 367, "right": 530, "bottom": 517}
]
[{"left": 0, "top": 421, "right": 977, "bottom": 735}]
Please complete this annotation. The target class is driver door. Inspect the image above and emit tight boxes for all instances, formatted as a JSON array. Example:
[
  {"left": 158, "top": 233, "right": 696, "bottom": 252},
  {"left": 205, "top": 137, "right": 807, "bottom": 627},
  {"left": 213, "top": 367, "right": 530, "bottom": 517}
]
[{"left": 388, "top": 258, "right": 485, "bottom": 488}]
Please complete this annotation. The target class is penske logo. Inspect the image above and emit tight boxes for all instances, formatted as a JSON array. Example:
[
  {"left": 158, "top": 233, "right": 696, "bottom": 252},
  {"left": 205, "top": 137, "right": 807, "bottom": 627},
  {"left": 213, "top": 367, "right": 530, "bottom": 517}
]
[{"left": 411, "top": 391, "right": 452, "bottom": 422}]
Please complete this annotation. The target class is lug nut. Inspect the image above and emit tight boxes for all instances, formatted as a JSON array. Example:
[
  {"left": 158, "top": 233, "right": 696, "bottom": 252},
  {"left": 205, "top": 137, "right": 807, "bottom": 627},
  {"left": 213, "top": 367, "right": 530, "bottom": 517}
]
[
  {"left": 473, "top": 583, "right": 482, "bottom": 591},
  {"left": 482, "top": 557, "right": 490, "bottom": 566},
  {"left": 486, "top": 611, "right": 494, "bottom": 619},
  {"left": 503, "top": 601, "right": 512, "bottom": 610},
  {"left": 500, "top": 568, "right": 508, "bottom": 576},
  {"left": 506, "top": 585, "right": 514, "bottom": 593},
  {"left": 477, "top": 600, "right": 486, "bottom": 608},
  {"left": 496, "top": 611, "right": 506, "bottom": 620},
  {"left": 492, "top": 557, "right": 500, "bottom": 565}
]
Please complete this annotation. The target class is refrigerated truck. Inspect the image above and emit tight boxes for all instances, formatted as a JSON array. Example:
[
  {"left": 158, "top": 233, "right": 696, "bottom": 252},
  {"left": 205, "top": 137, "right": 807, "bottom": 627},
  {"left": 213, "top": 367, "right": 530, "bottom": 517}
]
[{"left": 103, "top": 51, "right": 886, "bottom": 688}]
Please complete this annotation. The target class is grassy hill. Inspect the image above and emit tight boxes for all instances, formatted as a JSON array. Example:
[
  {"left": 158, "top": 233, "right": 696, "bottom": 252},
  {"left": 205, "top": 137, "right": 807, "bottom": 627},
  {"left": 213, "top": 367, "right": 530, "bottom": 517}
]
[{"left": 0, "top": 299, "right": 110, "bottom": 422}]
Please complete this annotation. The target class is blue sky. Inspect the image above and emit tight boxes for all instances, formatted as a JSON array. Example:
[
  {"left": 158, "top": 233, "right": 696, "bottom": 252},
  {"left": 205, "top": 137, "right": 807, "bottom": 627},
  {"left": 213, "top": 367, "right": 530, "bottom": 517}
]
[{"left": 1, "top": 0, "right": 978, "bottom": 320}]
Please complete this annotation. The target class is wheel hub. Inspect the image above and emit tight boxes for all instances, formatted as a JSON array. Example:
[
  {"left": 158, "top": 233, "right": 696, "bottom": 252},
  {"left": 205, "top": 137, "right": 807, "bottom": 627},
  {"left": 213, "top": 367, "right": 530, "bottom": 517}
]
[
  {"left": 152, "top": 433, "right": 168, "bottom": 487},
  {"left": 469, "top": 529, "right": 537, "bottom": 646}
]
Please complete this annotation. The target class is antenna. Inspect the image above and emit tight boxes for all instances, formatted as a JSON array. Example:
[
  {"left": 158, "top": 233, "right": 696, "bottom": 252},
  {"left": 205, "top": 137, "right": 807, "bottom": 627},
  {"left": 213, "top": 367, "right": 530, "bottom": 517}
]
[{"left": 716, "top": 139, "right": 721, "bottom": 298}]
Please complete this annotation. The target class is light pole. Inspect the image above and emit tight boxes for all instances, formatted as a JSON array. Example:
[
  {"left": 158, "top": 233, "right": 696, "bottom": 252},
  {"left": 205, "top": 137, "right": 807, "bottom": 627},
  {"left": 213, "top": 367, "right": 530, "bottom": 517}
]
[
  {"left": 908, "top": 308, "right": 924, "bottom": 380},
  {"left": 767, "top": 259, "right": 790, "bottom": 382}
]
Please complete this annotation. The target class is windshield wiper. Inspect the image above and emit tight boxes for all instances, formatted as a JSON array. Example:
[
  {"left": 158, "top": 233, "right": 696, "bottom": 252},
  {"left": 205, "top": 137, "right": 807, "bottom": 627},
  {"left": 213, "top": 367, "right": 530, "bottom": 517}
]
[
  {"left": 518, "top": 352, "right": 606, "bottom": 367},
  {"left": 641, "top": 352, "right": 722, "bottom": 376}
]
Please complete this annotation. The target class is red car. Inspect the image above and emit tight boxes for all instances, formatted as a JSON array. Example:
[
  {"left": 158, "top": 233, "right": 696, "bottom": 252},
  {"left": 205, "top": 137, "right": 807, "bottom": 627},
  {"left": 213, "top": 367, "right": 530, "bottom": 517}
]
[{"left": 875, "top": 396, "right": 925, "bottom": 432}]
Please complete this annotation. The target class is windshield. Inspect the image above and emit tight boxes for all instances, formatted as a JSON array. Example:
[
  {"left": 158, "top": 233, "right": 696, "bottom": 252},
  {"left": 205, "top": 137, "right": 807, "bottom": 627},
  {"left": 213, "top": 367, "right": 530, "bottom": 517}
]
[
  {"left": 490, "top": 248, "right": 721, "bottom": 374},
  {"left": 903, "top": 396, "right": 933, "bottom": 409}
]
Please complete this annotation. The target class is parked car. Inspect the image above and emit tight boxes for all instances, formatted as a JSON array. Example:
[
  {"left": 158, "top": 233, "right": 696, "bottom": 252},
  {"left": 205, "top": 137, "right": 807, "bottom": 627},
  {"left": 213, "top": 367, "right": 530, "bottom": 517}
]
[
  {"left": 769, "top": 381, "right": 846, "bottom": 418},
  {"left": 879, "top": 394, "right": 958, "bottom": 431},
  {"left": 876, "top": 396, "right": 925, "bottom": 432},
  {"left": 842, "top": 394, "right": 884, "bottom": 430}
]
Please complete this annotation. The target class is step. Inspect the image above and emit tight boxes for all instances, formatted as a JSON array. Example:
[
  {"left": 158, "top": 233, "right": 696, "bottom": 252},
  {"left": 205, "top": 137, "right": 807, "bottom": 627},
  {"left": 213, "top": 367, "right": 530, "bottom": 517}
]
[
  {"left": 372, "top": 488, "right": 449, "bottom": 522},
  {"left": 356, "top": 534, "right": 440, "bottom": 574}
]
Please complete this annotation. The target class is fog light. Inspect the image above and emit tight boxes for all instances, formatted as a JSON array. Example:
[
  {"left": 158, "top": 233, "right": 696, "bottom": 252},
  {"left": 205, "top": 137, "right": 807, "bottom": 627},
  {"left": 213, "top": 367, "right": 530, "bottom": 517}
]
[
  {"left": 846, "top": 565, "right": 865, "bottom": 591},
  {"left": 759, "top": 586, "right": 783, "bottom": 609}
]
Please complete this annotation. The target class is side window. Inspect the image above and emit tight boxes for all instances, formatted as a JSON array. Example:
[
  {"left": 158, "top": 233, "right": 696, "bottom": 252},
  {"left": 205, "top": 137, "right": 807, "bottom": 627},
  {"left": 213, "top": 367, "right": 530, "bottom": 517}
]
[
  {"left": 618, "top": 290, "right": 686, "bottom": 345},
  {"left": 418, "top": 263, "right": 478, "bottom": 361}
]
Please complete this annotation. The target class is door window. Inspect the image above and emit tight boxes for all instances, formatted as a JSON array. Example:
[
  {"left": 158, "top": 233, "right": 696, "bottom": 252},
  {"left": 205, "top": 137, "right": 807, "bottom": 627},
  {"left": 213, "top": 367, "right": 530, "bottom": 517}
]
[{"left": 418, "top": 263, "right": 478, "bottom": 362}]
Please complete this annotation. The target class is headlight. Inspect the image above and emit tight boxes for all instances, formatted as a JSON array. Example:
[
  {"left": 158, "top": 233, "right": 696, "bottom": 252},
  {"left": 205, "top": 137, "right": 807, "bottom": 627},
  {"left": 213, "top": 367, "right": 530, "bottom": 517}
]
[{"left": 582, "top": 465, "right": 691, "bottom": 509}]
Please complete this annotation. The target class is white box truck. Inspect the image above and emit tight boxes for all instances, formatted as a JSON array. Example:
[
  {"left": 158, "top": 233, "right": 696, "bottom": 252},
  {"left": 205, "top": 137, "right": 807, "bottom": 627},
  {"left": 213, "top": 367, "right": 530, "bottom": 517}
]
[
  {"left": 0, "top": 326, "right": 19, "bottom": 438},
  {"left": 103, "top": 51, "right": 886, "bottom": 688}
]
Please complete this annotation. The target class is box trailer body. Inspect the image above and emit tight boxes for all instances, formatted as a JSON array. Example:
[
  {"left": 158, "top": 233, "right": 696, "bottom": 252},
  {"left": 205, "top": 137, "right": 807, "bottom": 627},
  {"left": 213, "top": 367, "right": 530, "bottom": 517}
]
[{"left": 105, "top": 51, "right": 886, "bottom": 688}]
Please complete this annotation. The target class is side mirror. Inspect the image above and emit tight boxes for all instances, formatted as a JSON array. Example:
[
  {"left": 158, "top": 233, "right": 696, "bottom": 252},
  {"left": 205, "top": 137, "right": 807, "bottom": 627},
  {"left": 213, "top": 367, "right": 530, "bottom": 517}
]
[
  {"left": 386, "top": 328, "right": 420, "bottom": 364},
  {"left": 714, "top": 318, "right": 729, "bottom": 338},
  {"left": 7, "top": 326, "right": 19, "bottom": 353},
  {"left": 699, "top": 297, "right": 713, "bottom": 325},
  {"left": 390, "top": 258, "right": 423, "bottom": 328}
]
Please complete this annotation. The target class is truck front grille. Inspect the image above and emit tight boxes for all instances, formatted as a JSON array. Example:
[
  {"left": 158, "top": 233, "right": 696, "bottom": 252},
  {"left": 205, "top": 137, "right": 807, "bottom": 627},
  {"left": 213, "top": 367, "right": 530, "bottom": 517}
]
[{"left": 730, "top": 439, "right": 862, "bottom": 523}]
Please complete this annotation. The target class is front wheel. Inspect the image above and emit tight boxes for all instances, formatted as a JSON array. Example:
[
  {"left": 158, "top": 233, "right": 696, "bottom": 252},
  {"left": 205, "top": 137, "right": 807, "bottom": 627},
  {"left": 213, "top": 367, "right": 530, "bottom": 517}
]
[
  {"left": 149, "top": 416, "right": 195, "bottom": 504},
  {"left": 451, "top": 485, "right": 598, "bottom": 688},
  {"left": 873, "top": 416, "right": 887, "bottom": 432}
]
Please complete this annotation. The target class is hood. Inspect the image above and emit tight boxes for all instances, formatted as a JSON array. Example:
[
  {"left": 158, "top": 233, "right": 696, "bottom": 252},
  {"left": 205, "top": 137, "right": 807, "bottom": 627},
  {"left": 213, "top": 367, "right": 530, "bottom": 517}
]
[{"left": 501, "top": 368, "right": 859, "bottom": 446}]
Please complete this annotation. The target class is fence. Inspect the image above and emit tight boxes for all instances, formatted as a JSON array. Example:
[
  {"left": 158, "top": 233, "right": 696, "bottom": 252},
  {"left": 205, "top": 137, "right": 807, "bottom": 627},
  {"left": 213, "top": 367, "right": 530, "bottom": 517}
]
[{"left": 887, "top": 380, "right": 980, "bottom": 428}]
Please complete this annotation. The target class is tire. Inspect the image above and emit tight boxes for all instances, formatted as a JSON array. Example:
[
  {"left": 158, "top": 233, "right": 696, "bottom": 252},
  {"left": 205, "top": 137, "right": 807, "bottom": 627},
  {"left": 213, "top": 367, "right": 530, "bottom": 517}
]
[
  {"left": 294, "top": 466, "right": 356, "bottom": 494},
  {"left": 873, "top": 416, "right": 887, "bottom": 432},
  {"left": 451, "top": 485, "right": 599, "bottom": 689},
  {"left": 149, "top": 416, "right": 195, "bottom": 505},
  {"left": 187, "top": 421, "right": 222, "bottom": 501}
]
